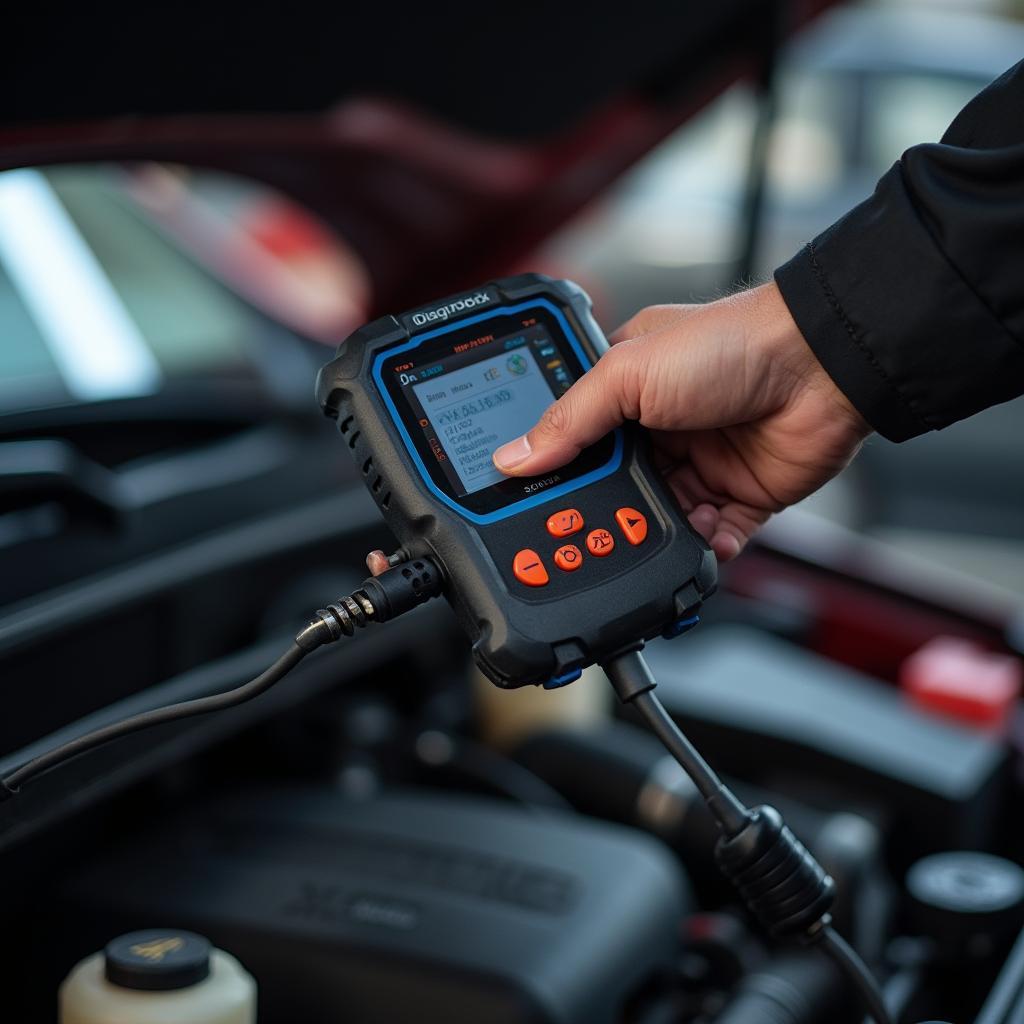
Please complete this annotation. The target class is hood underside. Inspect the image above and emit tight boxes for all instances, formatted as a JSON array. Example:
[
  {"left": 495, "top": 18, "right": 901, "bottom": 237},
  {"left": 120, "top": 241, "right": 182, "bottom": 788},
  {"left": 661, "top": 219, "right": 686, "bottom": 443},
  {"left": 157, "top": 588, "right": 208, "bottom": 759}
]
[{"left": 2, "top": 1, "right": 831, "bottom": 311}]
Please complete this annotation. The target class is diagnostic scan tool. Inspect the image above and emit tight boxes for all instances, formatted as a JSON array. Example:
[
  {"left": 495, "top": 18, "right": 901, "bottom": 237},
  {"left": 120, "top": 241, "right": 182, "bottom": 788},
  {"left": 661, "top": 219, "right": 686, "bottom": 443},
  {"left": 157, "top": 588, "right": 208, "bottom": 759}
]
[{"left": 316, "top": 275, "right": 717, "bottom": 688}]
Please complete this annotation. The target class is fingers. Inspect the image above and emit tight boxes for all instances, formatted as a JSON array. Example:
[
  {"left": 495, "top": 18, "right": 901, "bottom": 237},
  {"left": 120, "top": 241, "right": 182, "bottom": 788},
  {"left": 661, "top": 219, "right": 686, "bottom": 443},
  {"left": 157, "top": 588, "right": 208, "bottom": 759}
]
[
  {"left": 703, "top": 501, "right": 769, "bottom": 562},
  {"left": 492, "top": 302, "right": 694, "bottom": 476},
  {"left": 684, "top": 502, "right": 738, "bottom": 560},
  {"left": 674, "top": 480, "right": 769, "bottom": 563},
  {"left": 687, "top": 503, "right": 719, "bottom": 542},
  {"left": 493, "top": 343, "right": 640, "bottom": 476},
  {"left": 710, "top": 529, "right": 742, "bottom": 562}
]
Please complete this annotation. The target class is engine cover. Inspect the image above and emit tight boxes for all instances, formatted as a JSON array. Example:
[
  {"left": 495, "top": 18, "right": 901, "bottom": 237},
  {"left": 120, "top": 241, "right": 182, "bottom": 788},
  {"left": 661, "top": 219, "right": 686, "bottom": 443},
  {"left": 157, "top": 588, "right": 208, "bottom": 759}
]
[{"left": 51, "top": 787, "right": 689, "bottom": 1024}]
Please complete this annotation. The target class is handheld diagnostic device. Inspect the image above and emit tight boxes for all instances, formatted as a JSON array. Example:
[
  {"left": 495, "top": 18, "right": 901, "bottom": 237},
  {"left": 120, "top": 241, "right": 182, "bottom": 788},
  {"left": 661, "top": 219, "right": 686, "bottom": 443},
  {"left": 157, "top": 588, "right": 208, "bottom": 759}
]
[{"left": 315, "top": 274, "right": 717, "bottom": 688}]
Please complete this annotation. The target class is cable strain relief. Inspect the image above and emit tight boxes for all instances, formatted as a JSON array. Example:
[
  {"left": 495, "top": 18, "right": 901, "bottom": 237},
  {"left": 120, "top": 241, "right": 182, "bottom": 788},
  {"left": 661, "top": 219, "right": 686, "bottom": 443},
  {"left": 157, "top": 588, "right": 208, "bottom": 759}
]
[
  {"left": 294, "top": 618, "right": 334, "bottom": 652},
  {"left": 603, "top": 647, "right": 655, "bottom": 703},
  {"left": 295, "top": 598, "right": 369, "bottom": 649},
  {"left": 362, "top": 557, "right": 443, "bottom": 622},
  {"left": 715, "top": 804, "right": 835, "bottom": 938}
]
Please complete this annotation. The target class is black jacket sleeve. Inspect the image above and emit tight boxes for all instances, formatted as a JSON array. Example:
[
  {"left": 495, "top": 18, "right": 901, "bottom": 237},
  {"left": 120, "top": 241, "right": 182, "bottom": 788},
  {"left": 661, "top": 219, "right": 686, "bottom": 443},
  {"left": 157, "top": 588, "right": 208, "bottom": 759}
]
[{"left": 774, "top": 59, "right": 1024, "bottom": 441}]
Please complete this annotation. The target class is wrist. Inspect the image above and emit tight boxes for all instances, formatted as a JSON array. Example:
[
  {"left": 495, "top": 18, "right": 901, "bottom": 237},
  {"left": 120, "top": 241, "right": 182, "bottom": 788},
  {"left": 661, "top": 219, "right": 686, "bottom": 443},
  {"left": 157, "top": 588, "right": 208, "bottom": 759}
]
[{"left": 752, "top": 281, "right": 871, "bottom": 435}]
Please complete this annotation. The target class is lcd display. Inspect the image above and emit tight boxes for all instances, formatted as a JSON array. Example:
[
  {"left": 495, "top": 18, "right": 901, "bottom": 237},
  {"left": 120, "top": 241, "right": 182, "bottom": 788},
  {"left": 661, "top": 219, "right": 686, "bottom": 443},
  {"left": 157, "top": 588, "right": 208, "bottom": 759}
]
[
  {"left": 412, "top": 342, "right": 555, "bottom": 494},
  {"left": 391, "top": 319, "right": 577, "bottom": 499},
  {"left": 378, "top": 303, "right": 616, "bottom": 517}
]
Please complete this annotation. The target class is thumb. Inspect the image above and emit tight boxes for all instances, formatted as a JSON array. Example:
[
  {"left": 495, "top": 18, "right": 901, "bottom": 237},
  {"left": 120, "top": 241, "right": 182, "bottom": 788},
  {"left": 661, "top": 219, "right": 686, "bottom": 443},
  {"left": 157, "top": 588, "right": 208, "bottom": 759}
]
[{"left": 493, "top": 343, "right": 640, "bottom": 476}]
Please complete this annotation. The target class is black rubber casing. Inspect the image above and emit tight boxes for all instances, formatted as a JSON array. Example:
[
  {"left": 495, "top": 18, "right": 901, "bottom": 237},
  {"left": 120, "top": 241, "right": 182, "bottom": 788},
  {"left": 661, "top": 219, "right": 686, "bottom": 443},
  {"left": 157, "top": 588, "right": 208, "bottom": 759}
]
[{"left": 316, "top": 274, "right": 717, "bottom": 687}]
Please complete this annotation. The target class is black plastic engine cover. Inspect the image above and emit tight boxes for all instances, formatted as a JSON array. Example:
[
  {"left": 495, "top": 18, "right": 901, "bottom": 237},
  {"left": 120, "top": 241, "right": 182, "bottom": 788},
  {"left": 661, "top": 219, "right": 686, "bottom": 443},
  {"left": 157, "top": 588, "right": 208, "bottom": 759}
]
[{"left": 49, "top": 787, "right": 689, "bottom": 1024}]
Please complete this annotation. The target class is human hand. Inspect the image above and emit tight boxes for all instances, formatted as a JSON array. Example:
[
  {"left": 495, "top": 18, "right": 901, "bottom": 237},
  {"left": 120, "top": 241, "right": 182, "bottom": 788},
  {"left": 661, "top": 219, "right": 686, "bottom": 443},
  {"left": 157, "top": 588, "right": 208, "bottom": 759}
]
[{"left": 490, "top": 282, "right": 870, "bottom": 562}]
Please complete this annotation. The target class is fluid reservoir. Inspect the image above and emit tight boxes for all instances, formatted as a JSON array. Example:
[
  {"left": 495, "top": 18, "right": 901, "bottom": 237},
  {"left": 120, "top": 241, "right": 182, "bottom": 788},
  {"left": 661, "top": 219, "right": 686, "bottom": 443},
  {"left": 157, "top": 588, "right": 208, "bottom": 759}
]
[{"left": 59, "top": 929, "right": 255, "bottom": 1024}]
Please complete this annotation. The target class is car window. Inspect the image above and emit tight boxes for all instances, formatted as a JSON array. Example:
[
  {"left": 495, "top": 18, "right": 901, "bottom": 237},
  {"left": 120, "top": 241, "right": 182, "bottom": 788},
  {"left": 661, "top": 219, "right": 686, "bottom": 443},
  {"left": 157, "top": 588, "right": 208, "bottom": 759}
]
[
  {"left": 0, "top": 165, "right": 369, "bottom": 418},
  {"left": 767, "top": 72, "right": 848, "bottom": 205},
  {"left": 865, "top": 74, "right": 986, "bottom": 175}
]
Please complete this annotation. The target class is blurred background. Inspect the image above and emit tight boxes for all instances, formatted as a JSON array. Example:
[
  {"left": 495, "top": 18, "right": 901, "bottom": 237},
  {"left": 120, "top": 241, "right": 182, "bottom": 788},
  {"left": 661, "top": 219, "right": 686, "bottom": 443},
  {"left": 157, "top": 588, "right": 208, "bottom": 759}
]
[{"left": 3, "top": 1, "right": 1024, "bottom": 1021}]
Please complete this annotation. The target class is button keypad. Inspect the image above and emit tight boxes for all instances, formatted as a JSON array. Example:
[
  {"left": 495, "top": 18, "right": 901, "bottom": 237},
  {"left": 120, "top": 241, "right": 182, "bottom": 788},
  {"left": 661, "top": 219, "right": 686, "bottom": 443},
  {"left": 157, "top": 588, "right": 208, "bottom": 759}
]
[{"left": 510, "top": 502, "right": 651, "bottom": 588}]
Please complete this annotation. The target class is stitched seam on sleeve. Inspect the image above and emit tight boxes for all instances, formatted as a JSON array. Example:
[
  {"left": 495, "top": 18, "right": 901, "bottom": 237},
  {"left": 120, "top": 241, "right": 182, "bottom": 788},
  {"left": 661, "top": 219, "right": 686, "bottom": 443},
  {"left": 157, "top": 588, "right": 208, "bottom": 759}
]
[{"left": 806, "top": 242, "right": 933, "bottom": 431}]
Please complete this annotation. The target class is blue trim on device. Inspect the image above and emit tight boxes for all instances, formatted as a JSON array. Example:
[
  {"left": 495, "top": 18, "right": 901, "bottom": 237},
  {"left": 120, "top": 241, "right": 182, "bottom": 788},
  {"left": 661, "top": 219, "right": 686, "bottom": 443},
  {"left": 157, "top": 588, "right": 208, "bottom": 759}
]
[
  {"left": 662, "top": 614, "right": 701, "bottom": 640},
  {"left": 544, "top": 667, "right": 583, "bottom": 690},
  {"left": 372, "top": 299, "right": 623, "bottom": 525}
]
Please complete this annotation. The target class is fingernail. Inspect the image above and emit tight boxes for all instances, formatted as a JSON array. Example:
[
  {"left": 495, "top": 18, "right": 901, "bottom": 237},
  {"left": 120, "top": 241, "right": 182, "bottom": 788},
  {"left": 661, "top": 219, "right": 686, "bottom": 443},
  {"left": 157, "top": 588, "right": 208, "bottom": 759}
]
[{"left": 493, "top": 435, "right": 532, "bottom": 470}]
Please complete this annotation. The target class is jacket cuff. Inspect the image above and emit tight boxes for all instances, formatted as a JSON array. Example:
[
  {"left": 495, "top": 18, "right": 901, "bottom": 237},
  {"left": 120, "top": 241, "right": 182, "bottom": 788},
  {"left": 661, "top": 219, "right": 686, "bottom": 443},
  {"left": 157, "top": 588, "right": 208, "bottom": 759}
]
[
  {"left": 774, "top": 243, "right": 924, "bottom": 441},
  {"left": 774, "top": 158, "right": 1023, "bottom": 442}
]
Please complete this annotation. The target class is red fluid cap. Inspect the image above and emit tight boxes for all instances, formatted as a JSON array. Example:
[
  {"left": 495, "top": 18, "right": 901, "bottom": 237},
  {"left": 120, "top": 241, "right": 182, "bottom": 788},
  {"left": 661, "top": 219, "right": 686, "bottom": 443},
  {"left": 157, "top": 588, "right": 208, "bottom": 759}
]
[{"left": 900, "top": 636, "right": 1022, "bottom": 730}]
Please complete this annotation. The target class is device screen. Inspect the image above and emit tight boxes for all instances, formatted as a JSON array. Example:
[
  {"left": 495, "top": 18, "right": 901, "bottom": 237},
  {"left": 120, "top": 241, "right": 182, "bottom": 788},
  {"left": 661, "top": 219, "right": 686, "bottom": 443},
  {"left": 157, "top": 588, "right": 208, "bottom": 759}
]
[
  {"left": 378, "top": 304, "right": 616, "bottom": 517},
  {"left": 410, "top": 325, "right": 567, "bottom": 496}
]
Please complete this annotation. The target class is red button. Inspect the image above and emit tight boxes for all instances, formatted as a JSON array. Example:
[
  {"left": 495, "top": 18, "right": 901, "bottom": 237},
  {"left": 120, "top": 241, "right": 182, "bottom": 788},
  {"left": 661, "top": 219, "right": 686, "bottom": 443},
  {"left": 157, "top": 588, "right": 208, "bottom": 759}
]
[
  {"left": 513, "top": 549, "right": 549, "bottom": 587},
  {"left": 586, "top": 529, "right": 615, "bottom": 557},
  {"left": 554, "top": 544, "right": 583, "bottom": 572},
  {"left": 615, "top": 507, "right": 648, "bottom": 545},
  {"left": 546, "top": 508, "right": 584, "bottom": 538}
]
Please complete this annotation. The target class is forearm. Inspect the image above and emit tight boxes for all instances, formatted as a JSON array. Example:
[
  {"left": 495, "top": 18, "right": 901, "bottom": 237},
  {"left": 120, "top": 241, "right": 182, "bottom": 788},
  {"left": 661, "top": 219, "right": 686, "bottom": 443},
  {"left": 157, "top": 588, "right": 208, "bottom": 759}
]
[{"left": 774, "top": 60, "right": 1024, "bottom": 441}]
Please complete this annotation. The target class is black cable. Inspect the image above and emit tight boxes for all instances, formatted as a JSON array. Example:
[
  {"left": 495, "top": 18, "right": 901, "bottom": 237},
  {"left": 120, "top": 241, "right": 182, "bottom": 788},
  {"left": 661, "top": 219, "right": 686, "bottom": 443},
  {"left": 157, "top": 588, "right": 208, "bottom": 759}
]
[
  {"left": 814, "top": 924, "right": 893, "bottom": 1024},
  {"left": 633, "top": 696, "right": 748, "bottom": 836},
  {"left": 602, "top": 653, "right": 746, "bottom": 836},
  {"left": 731, "top": 0, "right": 784, "bottom": 285},
  {"left": 0, "top": 556, "right": 445, "bottom": 800},
  {"left": 604, "top": 652, "right": 747, "bottom": 836},
  {"left": 603, "top": 649, "right": 891, "bottom": 1024},
  {"left": 1, "top": 644, "right": 306, "bottom": 796}
]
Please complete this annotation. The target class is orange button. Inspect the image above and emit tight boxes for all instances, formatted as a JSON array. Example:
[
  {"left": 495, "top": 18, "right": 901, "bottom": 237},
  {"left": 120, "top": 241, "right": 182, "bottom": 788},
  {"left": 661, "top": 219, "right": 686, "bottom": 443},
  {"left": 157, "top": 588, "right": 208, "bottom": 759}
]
[
  {"left": 615, "top": 507, "right": 648, "bottom": 545},
  {"left": 554, "top": 543, "right": 583, "bottom": 572},
  {"left": 586, "top": 529, "right": 615, "bottom": 557},
  {"left": 546, "top": 508, "right": 584, "bottom": 538},
  {"left": 513, "top": 549, "right": 549, "bottom": 587}
]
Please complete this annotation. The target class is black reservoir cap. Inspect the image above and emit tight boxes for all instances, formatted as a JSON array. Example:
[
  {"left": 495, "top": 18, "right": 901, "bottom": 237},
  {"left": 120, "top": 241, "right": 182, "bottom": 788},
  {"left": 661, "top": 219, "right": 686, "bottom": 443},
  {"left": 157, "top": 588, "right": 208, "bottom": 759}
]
[
  {"left": 907, "top": 852, "right": 1024, "bottom": 960},
  {"left": 104, "top": 930, "right": 211, "bottom": 991}
]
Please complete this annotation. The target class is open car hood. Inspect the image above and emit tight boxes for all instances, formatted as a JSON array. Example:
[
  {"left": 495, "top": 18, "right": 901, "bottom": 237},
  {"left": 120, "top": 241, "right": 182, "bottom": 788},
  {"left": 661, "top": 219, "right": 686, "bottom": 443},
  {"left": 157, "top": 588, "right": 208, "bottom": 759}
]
[{"left": 2, "top": 1, "right": 833, "bottom": 313}]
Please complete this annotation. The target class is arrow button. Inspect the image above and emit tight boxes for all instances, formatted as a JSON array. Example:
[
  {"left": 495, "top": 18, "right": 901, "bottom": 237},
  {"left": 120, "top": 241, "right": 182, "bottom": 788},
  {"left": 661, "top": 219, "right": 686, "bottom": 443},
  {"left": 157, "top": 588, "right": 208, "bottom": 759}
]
[{"left": 615, "top": 507, "right": 648, "bottom": 546}]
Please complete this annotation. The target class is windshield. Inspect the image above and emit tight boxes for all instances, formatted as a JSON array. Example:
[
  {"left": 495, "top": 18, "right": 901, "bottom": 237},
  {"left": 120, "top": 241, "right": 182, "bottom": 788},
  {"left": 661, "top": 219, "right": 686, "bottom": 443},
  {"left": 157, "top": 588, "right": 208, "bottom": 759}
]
[{"left": 0, "top": 164, "right": 369, "bottom": 420}]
